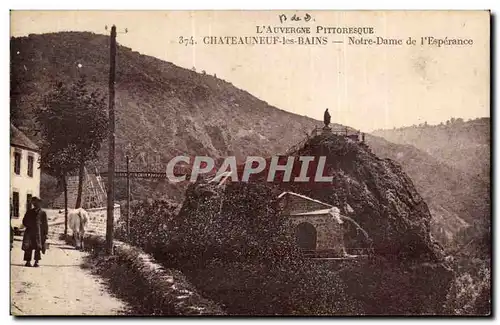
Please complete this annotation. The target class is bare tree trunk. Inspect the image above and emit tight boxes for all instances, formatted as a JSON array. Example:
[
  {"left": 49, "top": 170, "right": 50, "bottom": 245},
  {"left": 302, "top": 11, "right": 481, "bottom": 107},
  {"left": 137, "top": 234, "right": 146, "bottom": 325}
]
[
  {"left": 75, "top": 159, "right": 85, "bottom": 208},
  {"left": 63, "top": 174, "right": 68, "bottom": 236}
]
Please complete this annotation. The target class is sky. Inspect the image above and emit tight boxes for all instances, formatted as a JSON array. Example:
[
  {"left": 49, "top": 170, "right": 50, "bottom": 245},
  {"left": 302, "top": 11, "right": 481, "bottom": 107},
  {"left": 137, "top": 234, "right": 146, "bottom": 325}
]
[{"left": 10, "top": 10, "right": 490, "bottom": 132}]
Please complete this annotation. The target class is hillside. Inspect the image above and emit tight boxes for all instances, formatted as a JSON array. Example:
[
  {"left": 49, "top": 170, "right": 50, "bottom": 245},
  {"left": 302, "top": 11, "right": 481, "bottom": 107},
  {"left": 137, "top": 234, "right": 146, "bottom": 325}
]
[
  {"left": 365, "top": 135, "right": 488, "bottom": 246},
  {"left": 11, "top": 32, "right": 321, "bottom": 163},
  {"left": 10, "top": 32, "right": 486, "bottom": 247},
  {"left": 371, "top": 119, "right": 491, "bottom": 246},
  {"left": 372, "top": 118, "right": 490, "bottom": 184},
  {"left": 11, "top": 31, "right": 321, "bottom": 203}
]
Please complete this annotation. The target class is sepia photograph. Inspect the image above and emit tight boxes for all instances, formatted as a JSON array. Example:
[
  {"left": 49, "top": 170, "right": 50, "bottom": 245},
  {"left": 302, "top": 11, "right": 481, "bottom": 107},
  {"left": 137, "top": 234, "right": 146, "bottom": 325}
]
[{"left": 8, "top": 10, "right": 491, "bottom": 316}]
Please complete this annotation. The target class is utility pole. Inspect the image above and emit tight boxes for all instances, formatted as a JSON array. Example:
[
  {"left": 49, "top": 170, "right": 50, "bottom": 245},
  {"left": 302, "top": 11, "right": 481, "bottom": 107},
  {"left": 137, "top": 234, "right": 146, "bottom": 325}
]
[
  {"left": 126, "top": 155, "right": 131, "bottom": 237},
  {"left": 106, "top": 25, "right": 117, "bottom": 254}
]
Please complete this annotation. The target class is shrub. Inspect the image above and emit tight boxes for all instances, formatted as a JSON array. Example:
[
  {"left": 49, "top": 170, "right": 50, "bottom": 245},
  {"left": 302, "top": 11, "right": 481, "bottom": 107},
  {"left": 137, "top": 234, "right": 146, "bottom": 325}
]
[
  {"left": 183, "top": 258, "right": 359, "bottom": 315},
  {"left": 444, "top": 257, "right": 491, "bottom": 315},
  {"left": 169, "top": 182, "right": 300, "bottom": 264},
  {"left": 115, "top": 200, "right": 177, "bottom": 253}
]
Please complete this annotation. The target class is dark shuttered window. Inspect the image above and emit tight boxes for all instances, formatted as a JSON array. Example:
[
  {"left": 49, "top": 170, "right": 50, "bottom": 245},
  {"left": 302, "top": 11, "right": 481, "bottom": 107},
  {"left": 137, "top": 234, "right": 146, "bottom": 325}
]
[{"left": 14, "top": 152, "right": 21, "bottom": 175}]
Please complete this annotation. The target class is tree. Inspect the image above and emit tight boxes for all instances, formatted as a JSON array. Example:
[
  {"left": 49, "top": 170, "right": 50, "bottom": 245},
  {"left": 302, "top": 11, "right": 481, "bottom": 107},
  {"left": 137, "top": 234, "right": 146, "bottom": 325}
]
[
  {"left": 36, "top": 77, "right": 108, "bottom": 233},
  {"left": 68, "top": 76, "right": 108, "bottom": 208},
  {"left": 36, "top": 82, "right": 80, "bottom": 235}
]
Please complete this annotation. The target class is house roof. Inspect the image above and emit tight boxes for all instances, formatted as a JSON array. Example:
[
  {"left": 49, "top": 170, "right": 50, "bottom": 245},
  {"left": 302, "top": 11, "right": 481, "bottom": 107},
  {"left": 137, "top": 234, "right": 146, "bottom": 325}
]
[
  {"left": 10, "top": 124, "right": 39, "bottom": 151},
  {"left": 277, "top": 191, "right": 333, "bottom": 208}
]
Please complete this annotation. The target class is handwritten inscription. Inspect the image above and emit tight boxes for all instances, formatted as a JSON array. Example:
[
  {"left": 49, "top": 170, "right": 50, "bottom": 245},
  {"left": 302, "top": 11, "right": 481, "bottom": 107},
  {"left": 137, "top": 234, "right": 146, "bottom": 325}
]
[{"left": 278, "top": 13, "right": 314, "bottom": 24}]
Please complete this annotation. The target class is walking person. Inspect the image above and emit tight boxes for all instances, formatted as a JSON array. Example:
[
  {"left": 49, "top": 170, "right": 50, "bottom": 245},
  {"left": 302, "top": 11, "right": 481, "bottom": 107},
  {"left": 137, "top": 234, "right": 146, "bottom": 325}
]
[{"left": 21, "top": 197, "right": 48, "bottom": 267}]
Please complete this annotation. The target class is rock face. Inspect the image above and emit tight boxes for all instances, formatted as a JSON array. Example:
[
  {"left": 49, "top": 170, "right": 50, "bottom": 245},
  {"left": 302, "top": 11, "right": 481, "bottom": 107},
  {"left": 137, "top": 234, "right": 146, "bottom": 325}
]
[
  {"left": 284, "top": 133, "right": 442, "bottom": 260},
  {"left": 366, "top": 133, "right": 488, "bottom": 248},
  {"left": 282, "top": 134, "right": 454, "bottom": 313}
]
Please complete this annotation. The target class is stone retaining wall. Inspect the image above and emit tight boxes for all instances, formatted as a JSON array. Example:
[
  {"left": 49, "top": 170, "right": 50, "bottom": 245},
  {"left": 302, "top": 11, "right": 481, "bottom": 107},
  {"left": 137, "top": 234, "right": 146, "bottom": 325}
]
[{"left": 82, "top": 234, "right": 226, "bottom": 315}]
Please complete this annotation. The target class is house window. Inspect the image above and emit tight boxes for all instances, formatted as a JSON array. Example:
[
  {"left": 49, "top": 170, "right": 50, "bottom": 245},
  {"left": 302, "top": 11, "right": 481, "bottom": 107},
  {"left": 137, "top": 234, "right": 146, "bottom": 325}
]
[
  {"left": 14, "top": 151, "right": 21, "bottom": 175},
  {"left": 27, "top": 155, "right": 34, "bottom": 177},
  {"left": 12, "top": 192, "right": 19, "bottom": 219},
  {"left": 26, "top": 194, "right": 32, "bottom": 211}
]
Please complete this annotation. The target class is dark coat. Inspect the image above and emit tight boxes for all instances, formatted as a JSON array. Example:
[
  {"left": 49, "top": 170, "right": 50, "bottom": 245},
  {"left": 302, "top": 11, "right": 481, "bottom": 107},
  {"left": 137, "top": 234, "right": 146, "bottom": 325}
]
[{"left": 22, "top": 208, "right": 48, "bottom": 253}]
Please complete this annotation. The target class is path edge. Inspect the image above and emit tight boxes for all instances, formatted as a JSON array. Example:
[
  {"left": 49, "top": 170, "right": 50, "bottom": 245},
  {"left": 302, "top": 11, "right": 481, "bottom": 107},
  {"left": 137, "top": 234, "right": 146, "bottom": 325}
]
[{"left": 76, "top": 234, "right": 226, "bottom": 316}]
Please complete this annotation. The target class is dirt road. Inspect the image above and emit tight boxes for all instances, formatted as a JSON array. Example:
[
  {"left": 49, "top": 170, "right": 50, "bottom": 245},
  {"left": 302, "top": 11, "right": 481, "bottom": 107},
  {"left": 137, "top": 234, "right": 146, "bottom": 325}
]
[{"left": 10, "top": 237, "right": 127, "bottom": 316}]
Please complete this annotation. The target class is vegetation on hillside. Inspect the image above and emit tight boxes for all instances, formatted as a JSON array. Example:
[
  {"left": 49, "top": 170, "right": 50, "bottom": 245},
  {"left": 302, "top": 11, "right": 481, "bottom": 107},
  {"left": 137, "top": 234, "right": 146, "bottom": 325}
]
[{"left": 372, "top": 117, "right": 489, "bottom": 190}]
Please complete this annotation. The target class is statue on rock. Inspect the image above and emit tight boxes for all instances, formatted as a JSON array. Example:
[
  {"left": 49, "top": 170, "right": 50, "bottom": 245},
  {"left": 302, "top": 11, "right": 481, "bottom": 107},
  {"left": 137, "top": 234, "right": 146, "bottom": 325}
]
[{"left": 323, "top": 108, "right": 331, "bottom": 128}]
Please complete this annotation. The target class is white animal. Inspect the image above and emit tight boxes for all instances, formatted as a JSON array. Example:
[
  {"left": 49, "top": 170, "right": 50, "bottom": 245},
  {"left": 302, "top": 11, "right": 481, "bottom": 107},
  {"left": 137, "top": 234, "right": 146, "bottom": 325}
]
[{"left": 68, "top": 208, "right": 89, "bottom": 250}]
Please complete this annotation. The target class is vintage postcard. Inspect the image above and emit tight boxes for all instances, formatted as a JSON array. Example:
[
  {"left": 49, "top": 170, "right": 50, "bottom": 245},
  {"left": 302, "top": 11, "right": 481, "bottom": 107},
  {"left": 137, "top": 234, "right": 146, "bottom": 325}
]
[{"left": 9, "top": 10, "right": 490, "bottom": 316}]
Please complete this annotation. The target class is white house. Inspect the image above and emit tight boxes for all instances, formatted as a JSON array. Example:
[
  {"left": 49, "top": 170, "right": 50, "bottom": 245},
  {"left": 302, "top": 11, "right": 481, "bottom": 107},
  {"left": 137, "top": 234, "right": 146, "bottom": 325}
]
[{"left": 10, "top": 124, "right": 41, "bottom": 228}]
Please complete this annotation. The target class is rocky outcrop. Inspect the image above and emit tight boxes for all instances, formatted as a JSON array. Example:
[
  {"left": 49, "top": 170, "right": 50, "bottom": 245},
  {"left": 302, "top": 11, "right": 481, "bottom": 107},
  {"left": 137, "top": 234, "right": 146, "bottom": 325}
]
[
  {"left": 285, "top": 133, "right": 443, "bottom": 260},
  {"left": 173, "top": 133, "right": 454, "bottom": 314}
]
